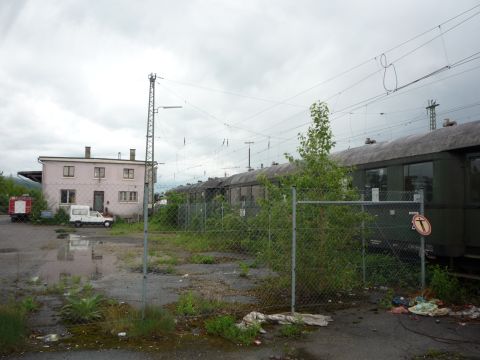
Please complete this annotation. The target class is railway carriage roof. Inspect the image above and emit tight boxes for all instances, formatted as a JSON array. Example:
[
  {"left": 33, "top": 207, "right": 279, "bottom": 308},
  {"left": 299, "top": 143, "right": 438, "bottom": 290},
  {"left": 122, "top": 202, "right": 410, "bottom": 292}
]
[{"left": 331, "top": 120, "right": 480, "bottom": 166}]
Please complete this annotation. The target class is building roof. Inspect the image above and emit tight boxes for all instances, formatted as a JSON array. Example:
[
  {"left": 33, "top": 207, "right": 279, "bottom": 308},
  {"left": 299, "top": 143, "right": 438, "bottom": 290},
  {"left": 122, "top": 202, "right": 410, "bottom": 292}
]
[
  {"left": 38, "top": 156, "right": 154, "bottom": 165},
  {"left": 17, "top": 171, "right": 43, "bottom": 183},
  {"left": 331, "top": 120, "right": 480, "bottom": 167}
]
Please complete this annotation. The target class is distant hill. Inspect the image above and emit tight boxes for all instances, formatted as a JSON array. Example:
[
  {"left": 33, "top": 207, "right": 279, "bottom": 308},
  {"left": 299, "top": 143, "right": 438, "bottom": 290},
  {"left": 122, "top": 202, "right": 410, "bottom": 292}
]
[{"left": 11, "top": 176, "right": 41, "bottom": 190}]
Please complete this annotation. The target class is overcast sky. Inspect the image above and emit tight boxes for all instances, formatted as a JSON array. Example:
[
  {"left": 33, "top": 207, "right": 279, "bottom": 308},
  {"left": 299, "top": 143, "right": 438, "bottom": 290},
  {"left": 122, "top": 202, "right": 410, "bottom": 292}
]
[{"left": 1, "top": 0, "right": 480, "bottom": 190}]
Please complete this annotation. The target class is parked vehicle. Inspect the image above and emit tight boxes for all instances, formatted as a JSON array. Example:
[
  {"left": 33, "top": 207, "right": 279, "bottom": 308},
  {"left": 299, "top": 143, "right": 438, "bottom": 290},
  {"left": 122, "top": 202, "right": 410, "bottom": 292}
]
[
  {"left": 8, "top": 195, "right": 32, "bottom": 222},
  {"left": 69, "top": 205, "right": 114, "bottom": 227}
]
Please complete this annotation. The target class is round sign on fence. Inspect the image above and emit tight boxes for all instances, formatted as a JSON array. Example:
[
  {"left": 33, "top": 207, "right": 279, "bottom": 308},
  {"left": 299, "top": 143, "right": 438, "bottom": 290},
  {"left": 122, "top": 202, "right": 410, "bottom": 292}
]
[{"left": 412, "top": 214, "right": 432, "bottom": 236}]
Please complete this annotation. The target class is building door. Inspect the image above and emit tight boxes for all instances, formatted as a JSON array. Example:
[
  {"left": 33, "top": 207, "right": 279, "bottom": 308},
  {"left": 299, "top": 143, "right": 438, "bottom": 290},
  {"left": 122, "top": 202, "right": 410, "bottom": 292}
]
[{"left": 93, "top": 191, "right": 104, "bottom": 212}]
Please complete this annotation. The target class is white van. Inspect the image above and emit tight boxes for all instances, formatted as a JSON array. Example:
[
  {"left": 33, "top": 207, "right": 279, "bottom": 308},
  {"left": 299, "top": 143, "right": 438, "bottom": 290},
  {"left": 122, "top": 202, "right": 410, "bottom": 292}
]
[{"left": 69, "top": 205, "right": 114, "bottom": 228}]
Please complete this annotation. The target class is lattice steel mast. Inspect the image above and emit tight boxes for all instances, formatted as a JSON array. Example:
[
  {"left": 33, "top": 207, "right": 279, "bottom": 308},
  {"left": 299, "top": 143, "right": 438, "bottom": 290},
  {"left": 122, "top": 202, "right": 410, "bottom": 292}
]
[{"left": 144, "top": 73, "right": 156, "bottom": 208}]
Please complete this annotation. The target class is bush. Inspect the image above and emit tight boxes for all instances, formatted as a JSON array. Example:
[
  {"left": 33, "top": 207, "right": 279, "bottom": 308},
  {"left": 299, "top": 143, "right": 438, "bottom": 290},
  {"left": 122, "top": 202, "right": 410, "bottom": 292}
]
[
  {"left": 0, "top": 305, "right": 26, "bottom": 353},
  {"left": 205, "top": 315, "right": 260, "bottom": 345},
  {"left": 429, "top": 265, "right": 465, "bottom": 304}
]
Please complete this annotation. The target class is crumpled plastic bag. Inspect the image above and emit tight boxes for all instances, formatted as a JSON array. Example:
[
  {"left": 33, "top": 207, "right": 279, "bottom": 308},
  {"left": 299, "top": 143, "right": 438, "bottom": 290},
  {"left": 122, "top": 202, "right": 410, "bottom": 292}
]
[
  {"left": 239, "top": 311, "right": 332, "bottom": 329},
  {"left": 408, "top": 300, "right": 450, "bottom": 317}
]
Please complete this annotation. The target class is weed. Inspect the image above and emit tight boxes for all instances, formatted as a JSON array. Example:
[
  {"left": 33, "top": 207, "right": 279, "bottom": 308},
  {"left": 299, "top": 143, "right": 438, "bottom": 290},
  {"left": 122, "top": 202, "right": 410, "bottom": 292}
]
[
  {"left": 279, "top": 323, "right": 303, "bottom": 338},
  {"left": 101, "top": 304, "right": 175, "bottom": 337},
  {"left": 131, "top": 307, "right": 175, "bottom": 337},
  {"left": 21, "top": 296, "right": 40, "bottom": 313},
  {"left": 413, "top": 349, "right": 466, "bottom": 359},
  {"left": 238, "top": 262, "right": 250, "bottom": 278},
  {"left": 176, "top": 291, "right": 225, "bottom": 316},
  {"left": 0, "top": 305, "right": 26, "bottom": 353},
  {"left": 429, "top": 265, "right": 465, "bottom": 304},
  {"left": 378, "top": 288, "right": 394, "bottom": 309},
  {"left": 60, "top": 294, "right": 104, "bottom": 323},
  {"left": 190, "top": 254, "right": 215, "bottom": 264},
  {"left": 205, "top": 315, "right": 260, "bottom": 345},
  {"left": 82, "top": 283, "right": 94, "bottom": 295},
  {"left": 71, "top": 275, "right": 82, "bottom": 286}
]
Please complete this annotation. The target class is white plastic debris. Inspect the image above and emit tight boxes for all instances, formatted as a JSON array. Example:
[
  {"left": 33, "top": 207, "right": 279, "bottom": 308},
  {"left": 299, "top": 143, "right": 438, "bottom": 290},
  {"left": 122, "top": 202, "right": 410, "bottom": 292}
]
[
  {"left": 450, "top": 306, "right": 480, "bottom": 319},
  {"left": 239, "top": 311, "right": 332, "bottom": 328},
  {"left": 117, "top": 332, "right": 127, "bottom": 337},
  {"left": 42, "top": 334, "right": 59, "bottom": 342}
]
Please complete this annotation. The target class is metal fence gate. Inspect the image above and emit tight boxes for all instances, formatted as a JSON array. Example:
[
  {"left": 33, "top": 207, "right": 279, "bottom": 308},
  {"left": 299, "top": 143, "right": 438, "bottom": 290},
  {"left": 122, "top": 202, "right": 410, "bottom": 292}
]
[{"left": 291, "top": 187, "right": 425, "bottom": 312}]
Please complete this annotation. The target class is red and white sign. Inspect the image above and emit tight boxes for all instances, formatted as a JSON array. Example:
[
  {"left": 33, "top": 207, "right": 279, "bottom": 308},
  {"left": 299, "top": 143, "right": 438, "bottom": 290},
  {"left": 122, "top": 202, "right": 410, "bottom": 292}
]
[{"left": 412, "top": 214, "right": 432, "bottom": 236}]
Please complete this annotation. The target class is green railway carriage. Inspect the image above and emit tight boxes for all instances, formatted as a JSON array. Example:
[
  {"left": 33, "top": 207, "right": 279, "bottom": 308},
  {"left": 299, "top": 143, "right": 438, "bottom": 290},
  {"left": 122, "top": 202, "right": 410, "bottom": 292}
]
[
  {"left": 170, "top": 120, "right": 480, "bottom": 264},
  {"left": 333, "top": 120, "right": 480, "bottom": 261}
]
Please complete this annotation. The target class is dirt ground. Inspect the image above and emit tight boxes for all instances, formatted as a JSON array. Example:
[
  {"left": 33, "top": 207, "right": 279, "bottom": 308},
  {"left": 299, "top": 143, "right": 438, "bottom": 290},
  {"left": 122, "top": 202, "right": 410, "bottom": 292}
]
[{"left": 1, "top": 215, "right": 480, "bottom": 359}]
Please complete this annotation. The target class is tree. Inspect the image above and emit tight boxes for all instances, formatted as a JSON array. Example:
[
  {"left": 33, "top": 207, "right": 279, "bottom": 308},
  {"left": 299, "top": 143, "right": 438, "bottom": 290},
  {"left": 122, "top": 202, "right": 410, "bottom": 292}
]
[{"left": 257, "top": 101, "right": 363, "bottom": 300}]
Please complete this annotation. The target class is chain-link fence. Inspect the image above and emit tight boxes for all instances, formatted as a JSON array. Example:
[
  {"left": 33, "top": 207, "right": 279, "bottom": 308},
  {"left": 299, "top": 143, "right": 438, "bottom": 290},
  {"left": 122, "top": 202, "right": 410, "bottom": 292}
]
[
  {"left": 0, "top": 184, "right": 426, "bottom": 332},
  {"left": 292, "top": 188, "right": 424, "bottom": 311}
]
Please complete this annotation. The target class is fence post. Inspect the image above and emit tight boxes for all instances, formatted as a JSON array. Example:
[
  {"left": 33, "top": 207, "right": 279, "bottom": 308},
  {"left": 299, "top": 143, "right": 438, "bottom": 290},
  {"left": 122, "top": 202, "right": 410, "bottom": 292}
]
[
  {"left": 204, "top": 201, "right": 207, "bottom": 233},
  {"left": 419, "top": 190, "right": 426, "bottom": 291},
  {"left": 142, "top": 183, "right": 149, "bottom": 319},
  {"left": 291, "top": 187, "right": 297, "bottom": 314},
  {"left": 361, "top": 194, "right": 366, "bottom": 285}
]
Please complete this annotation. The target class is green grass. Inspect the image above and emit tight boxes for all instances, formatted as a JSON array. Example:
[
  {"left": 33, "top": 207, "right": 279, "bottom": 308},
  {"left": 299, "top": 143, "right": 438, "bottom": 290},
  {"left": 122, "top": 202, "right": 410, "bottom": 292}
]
[
  {"left": 238, "top": 262, "right": 250, "bottom": 278},
  {"left": 176, "top": 291, "right": 226, "bottom": 316},
  {"left": 279, "top": 323, "right": 303, "bottom": 338},
  {"left": 0, "top": 305, "right": 26, "bottom": 353},
  {"left": 101, "top": 304, "right": 175, "bottom": 338},
  {"left": 205, "top": 315, "right": 260, "bottom": 345},
  {"left": 190, "top": 254, "right": 215, "bottom": 264},
  {"left": 20, "top": 296, "right": 40, "bottom": 313},
  {"left": 131, "top": 307, "right": 175, "bottom": 337}
]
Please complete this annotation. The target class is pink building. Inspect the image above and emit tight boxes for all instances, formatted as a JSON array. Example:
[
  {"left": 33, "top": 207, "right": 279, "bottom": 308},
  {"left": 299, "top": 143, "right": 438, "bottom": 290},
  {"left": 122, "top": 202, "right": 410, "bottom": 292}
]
[{"left": 38, "top": 147, "right": 154, "bottom": 218}]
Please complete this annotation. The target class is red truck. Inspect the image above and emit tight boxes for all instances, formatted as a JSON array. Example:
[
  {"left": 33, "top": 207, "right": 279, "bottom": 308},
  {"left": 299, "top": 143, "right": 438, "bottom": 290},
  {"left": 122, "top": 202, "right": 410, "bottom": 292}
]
[{"left": 8, "top": 196, "right": 32, "bottom": 222}]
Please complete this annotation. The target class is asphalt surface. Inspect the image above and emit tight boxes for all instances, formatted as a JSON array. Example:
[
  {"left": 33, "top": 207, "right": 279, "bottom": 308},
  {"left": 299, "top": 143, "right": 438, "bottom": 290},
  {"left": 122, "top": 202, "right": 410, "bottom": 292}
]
[{"left": 2, "top": 216, "right": 480, "bottom": 359}]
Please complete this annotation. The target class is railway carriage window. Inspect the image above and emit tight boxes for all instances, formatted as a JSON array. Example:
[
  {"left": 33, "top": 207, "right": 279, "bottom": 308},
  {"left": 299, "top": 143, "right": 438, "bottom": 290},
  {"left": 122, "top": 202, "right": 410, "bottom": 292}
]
[
  {"left": 469, "top": 157, "right": 480, "bottom": 203},
  {"left": 404, "top": 162, "right": 433, "bottom": 201},
  {"left": 365, "top": 168, "right": 387, "bottom": 200}
]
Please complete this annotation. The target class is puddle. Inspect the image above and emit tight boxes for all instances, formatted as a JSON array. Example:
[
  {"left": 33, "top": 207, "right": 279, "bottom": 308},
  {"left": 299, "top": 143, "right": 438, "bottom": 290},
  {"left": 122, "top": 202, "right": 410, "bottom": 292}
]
[{"left": 39, "top": 234, "right": 116, "bottom": 284}]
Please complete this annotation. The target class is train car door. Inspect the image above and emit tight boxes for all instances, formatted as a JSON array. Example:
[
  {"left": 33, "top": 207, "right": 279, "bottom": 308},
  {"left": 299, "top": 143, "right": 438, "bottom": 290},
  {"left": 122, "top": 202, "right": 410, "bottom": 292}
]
[{"left": 465, "top": 153, "right": 480, "bottom": 253}]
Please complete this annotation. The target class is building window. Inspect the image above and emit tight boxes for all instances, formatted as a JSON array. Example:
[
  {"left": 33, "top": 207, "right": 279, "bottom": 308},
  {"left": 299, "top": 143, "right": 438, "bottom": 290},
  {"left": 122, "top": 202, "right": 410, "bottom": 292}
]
[
  {"left": 60, "top": 189, "right": 76, "bottom": 204},
  {"left": 365, "top": 168, "right": 387, "bottom": 200},
  {"left": 469, "top": 157, "right": 480, "bottom": 203},
  {"left": 123, "top": 168, "right": 134, "bottom": 179},
  {"left": 94, "top": 167, "right": 105, "bottom": 178},
  {"left": 404, "top": 162, "right": 433, "bottom": 201},
  {"left": 119, "top": 191, "right": 138, "bottom": 202},
  {"left": 63, "top": 166, "right": 75, "bottom": 177}
]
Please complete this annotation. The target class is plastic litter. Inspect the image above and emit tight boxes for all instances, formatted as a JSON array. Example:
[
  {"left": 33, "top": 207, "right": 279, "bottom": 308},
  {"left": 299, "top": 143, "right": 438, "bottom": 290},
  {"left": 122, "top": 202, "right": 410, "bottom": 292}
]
[
  {"left": 239, "top": 311, "right": 332, "bottom": 328},
  {"left": 39, "top": 334, "right": 59, "bottom": 343},
  {"left": 117, "top": 332, "right": 127, "bottom": 337},
  {"left": 408, "top": 299, "right": 450, "bottom": 317},
  {"left": 449, "top": 305, "right": 480, "bottom": 319},
  {"left": 392, "top": 296, "right": 409, "bottom": 307},
  {"left": 389, "top": 306, "right": 409, "bottom": 314}
]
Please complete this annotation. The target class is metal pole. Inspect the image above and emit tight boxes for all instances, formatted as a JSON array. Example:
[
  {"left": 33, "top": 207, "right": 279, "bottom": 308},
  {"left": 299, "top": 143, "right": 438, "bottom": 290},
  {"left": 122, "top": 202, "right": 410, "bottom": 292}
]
[
  {"left": 221, "top": 203, "right": 224, "bottom": 230},
  {"left": 141, "top": 183, "right": 149, "bottom": 319},
  {"left": 419, "top": 190, "right": 426, "bottom": 290},
  {"left": 361, "top": 194, "right": 366, "bottom": 284},
  {"left": 204, "top": 201, "right": 207, "bottom": 232},
  {"left": 291, "top": 187, "right": 297, "bottom": 314}
]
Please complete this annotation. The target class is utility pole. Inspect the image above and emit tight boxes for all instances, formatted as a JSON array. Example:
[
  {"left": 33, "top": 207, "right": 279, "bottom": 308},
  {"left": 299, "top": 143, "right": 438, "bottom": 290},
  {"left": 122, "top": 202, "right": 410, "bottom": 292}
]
[
  {"left": 426, "top": 100, "right": 439, "bottom": 131},
  {"left": 244, "top": 141, "right": 254, "bottom": 171},
  {"left": 141, "top": 73, "right": 156, "bottom": 319},
  {"left": 145, "top": 73, "right": 156, "bottom": 208}
]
